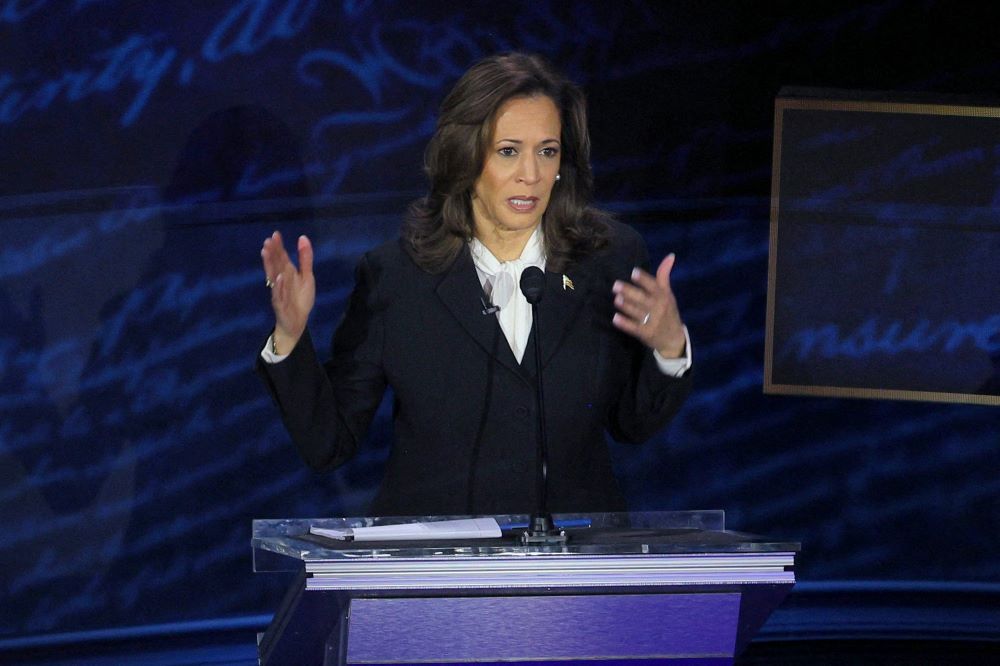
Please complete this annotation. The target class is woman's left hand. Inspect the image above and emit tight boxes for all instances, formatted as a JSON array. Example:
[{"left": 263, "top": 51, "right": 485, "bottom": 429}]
[{"left": 611, "top": 253, "right": 686, "bottom": 358}]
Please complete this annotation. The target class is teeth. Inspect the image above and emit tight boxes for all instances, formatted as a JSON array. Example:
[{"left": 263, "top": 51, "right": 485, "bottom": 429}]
[{"left": 510, "top": 199, "right": 534, "bottom": 205}]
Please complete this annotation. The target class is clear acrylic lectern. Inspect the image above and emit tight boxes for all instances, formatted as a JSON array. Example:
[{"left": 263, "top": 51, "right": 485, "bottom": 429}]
[{"left": 252, "top": 511, "right": 799, "bottom": 665}]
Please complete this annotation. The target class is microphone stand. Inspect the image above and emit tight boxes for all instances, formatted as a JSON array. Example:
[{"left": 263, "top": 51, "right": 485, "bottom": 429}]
[{"left": 519, "top": 267, "right": 568, "bottom": 545}]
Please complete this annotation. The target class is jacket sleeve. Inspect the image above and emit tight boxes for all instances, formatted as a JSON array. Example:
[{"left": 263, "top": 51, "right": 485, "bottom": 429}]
[
  {"left": 256, "top": 253, "right": 388, "bottom": 471},
  {"left": 605, "top": 231, "right": 693, "bottom": 444}
]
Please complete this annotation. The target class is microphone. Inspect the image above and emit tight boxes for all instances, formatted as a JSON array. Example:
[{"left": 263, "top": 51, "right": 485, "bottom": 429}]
[
  {"left": 519, "top": 266, "right": 545, "bottom": 305},
  {"left": 519, "top": 266, "right": 567, "bottom": 544},
  {"left": 480, "top": 296, "right": 500, "bottom": 315}
]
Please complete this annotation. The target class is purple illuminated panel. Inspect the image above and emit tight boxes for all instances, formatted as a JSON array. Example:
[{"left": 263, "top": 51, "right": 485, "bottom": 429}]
[{"left": 345, "top": 593, "right": 740, "bottom": 663}]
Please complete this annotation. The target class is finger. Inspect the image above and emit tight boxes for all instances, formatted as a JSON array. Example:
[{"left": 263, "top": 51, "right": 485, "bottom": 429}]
[
  {"left": 297, "top": 235, "right": 313, "bottom": 277},
  {"left": 273, "top": 273, "right": 295, "bottom": 322},
  {"left": 261, "top": 235, "right": 274, "bottom": 275},
  {"left": 262, "top": 231, "right": 290, "bottom": 278},
  {"left": 612, "top": 312, "right": 646, "bottom": 340},
  {"left": 614, "top": 292, "right": 652, "bottom": 323},
  {"left": 614, "top": 279, "right": 656, "bottom": 303},
  {"left": 618, "top": 269, "right": 678, "bottom": 307},
  {"left": 613, "top": 281, "right": 658, "bottom": 322},
  {"left": 265, "top": 230, "right": 287, "bottom": 261},
  {"left": 629, "top": 266, "right": 660, "bottom": 292},
  {"left": 271, "top": 272, "right": 285, "bottom": 307},
  {"left": 655, "top": 253, "right": 676, "bottom": 288}
]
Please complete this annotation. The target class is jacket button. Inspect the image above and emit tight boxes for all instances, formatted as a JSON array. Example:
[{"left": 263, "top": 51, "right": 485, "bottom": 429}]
[{"left": 514, "top": 406, "right": 529, "bottom": 417}]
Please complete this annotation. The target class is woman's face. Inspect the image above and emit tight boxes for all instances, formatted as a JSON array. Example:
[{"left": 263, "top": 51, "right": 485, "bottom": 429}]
[{"left": 471, "top": 95, "right": 561, "bottom": 241}]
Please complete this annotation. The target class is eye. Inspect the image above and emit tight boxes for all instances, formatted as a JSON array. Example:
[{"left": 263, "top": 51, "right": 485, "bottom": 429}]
[
  {"left": 539, "top": 146, "right": 560, "bottom": 158},
  {"left": 498, "top": 146, "right": 517, "bottom": 157}
]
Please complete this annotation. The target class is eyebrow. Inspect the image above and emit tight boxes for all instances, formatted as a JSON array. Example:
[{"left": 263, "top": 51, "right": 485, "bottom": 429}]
[{"left": 495, "top": 138, "right": 561, "bottom": 145}]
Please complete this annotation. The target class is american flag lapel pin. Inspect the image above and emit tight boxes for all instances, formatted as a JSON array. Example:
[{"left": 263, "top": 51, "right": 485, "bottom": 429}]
[{"left": 562, "top": 274, "right": 574, "bottom": 290}]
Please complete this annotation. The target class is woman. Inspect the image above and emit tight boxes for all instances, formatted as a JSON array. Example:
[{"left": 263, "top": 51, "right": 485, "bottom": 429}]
[{"left": 258, "top": 53, "right": 691, "bottom": 516}]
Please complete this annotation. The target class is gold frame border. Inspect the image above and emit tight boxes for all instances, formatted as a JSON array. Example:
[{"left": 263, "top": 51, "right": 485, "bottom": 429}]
[
  {"left": 764, "top": 95, "right": 1000, "bottom": 406},
  {"left": 767, "top": 383, "right": 1000, "bottom": 407}
]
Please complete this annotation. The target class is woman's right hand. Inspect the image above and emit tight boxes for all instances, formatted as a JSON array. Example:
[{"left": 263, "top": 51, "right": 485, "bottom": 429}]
[{"left": 261, "top": 231, "right": 315, "bottom": 355}]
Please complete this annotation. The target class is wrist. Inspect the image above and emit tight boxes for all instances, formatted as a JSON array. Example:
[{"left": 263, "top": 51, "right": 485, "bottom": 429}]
[
  {"left": 655, "top": 328, "right": 686, "bottom": 358},
  {"left": 272, "top": 326, "right": 303, "bottom": 356}
]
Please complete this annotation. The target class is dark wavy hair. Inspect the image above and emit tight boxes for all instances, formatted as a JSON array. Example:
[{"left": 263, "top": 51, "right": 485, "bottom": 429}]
[{"left": 403, "top": 52, "right": 611, "bottom": 273}]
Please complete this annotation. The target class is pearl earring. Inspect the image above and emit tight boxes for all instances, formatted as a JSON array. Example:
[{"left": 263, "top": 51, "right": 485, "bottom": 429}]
[{"left": 555, "top": 173, "right": 561, "bottom": 181}]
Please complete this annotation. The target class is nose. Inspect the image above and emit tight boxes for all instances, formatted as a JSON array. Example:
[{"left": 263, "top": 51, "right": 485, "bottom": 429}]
[{"left": 517, "top": 154, "right": 541, "bottom": 185}]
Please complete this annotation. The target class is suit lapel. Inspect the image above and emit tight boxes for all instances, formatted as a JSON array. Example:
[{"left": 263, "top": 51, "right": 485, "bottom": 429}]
[
  {"left": 437, "top": 247, "right": 595, "bottom": 377},
  {"left": 436, "top": 247, "right": 524, "bottom": 378},
  {"left": 535, "top": 264, "right": 591, "bottom": 369}
]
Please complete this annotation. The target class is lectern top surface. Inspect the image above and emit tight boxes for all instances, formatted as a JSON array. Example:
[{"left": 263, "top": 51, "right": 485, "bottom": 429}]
[{"left": 251, "top": 512, "right": 800, "bottom": 571}]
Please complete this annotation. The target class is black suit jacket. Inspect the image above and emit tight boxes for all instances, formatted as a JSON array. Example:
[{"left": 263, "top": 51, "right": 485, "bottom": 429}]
[{"left": 258, "top": 220, "right": 691, "bottom": 516}]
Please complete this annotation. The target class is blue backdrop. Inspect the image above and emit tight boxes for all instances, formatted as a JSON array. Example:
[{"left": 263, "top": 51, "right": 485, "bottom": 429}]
[{"left": 2, "top": 0, "right": 998, "bottom": 643}]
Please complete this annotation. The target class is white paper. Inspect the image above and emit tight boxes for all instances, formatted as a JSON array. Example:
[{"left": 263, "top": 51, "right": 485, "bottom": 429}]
[
  {"left": 309, "top": 517, "right": 502, "bottom": 542},
  {"left": 308, "top": 526, "right": 354, "bottom": 540}
]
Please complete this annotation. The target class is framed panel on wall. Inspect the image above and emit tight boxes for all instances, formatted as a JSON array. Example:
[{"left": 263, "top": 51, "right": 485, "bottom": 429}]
[{"left": 766, "top": 87, "right": 1000, "bottom": 405}]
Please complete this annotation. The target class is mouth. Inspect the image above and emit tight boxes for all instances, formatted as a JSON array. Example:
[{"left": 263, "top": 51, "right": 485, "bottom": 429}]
[{"left": 506, "top": 196, "right": 539, "bottom": 212}]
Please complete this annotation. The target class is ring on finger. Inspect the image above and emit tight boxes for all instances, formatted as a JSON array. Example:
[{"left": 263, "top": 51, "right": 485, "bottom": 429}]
[
  {"left": 265, "top": 277, "right": 274, "bottom": 289},
  {"left": 641, "top": 312, "right": 651, "bottom": 325}
]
